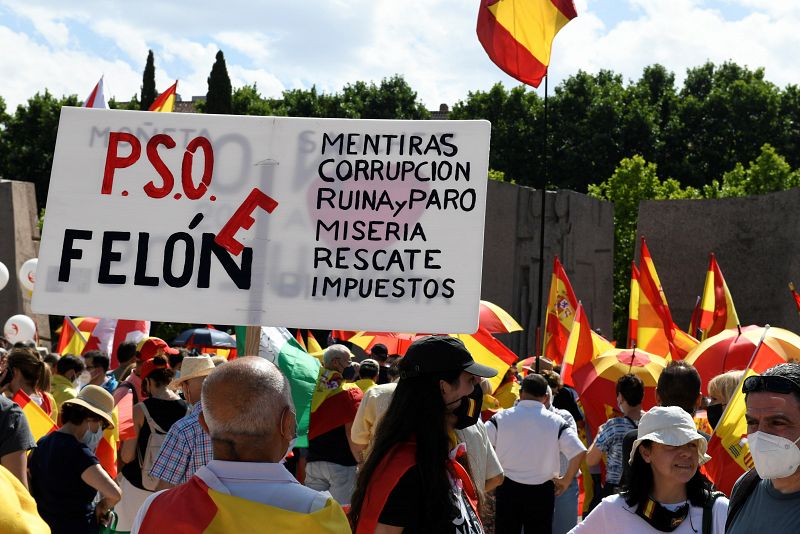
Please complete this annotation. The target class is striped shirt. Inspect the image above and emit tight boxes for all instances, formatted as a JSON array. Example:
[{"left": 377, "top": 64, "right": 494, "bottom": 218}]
[{"left": 149, "top": 402, "right": 212, "bottom": 486}]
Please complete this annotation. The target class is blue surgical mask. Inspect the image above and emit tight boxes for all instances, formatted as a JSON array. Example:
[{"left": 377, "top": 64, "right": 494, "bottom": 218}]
[{"left": 81, "top": 426, "right": 104, "bottom": 451}]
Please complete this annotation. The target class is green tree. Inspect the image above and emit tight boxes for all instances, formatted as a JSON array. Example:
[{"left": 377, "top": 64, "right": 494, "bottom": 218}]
[
  {"left": 3, "top": 91, "right": 80, "bottom": 208},
  {"left": 0, "top": 96, "right": 9, "bottom": 175},
  {"left": 340, "top": 75, "right": 430, "bottom": 119},
  {"left": 140, "top": 50, "right": 156, "bottom": 111},
  {"left": 588, "top": 155, "right": 700, "bottom": 342},
  {"left": 206, "top": 51, "right": 233, "bottom": 114},
  {"left": 703, "top": 143, "right": 800, "bottom": 198},
  {"left": 231, "top": 84, "right": 279, "bottom": 115}
]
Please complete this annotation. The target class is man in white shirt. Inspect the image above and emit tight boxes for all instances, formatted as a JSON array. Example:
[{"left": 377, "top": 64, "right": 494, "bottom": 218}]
[
  {"left": 486, "top": 373, "right": 586, "bottom": 534},
  {"left": 131, "top": 357, "right": 350, "bottom": 533}
]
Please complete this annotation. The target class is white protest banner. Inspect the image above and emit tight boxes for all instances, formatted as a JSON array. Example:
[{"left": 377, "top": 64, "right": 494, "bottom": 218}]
[{"left": 33, "top": 108, "right": 491, "bottom": 332}]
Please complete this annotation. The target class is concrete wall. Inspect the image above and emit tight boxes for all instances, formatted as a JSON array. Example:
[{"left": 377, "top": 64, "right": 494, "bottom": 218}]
[
  {"left": 482, "top": 181, "right": 615, "bottom": 358},
  {"left": 637, "top": 188, "right": 800, "bottom": 331},
  {"left": 0, "top": 180, "right": 51, "bottom": 345}
]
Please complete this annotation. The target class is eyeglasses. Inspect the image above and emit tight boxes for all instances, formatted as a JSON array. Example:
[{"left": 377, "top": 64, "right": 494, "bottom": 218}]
[{"left": 743, "top": 375, "right": 800, "bottom": 396}]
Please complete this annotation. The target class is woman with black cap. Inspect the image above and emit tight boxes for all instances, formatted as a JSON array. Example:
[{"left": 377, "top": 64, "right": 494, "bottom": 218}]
[{"left": 350, "top": 335, "right": 497, "bottom": 533}]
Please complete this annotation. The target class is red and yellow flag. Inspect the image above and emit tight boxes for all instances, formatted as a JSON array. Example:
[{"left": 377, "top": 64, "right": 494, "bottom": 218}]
[
  {"left": 309, "top": 369, "right": 362, "bottom": 440},
  {"left": 789, "top": 282, "right": 800, "bottom": 315},
  {"left": 477, "top": 0, "right": 578, "bottom": 87},
  {"left": 56, "top": 316, "right": 98, "bottom": 355},
  {"left": 628, "top": 262, "right": 640, "bottom": 349},
  {"left": 96, "top": 408, "right": 120, "bottom": 478},
  {"left": 452, "top": 327, "right": 518, "bottom": 392},
  {"left": 705, "top": 346, "right": 784, "bottom": 495},
  {"left": 11, "top": 390, "right": 57, "bottom": 442},
  {"left": 307, "top": 331, "right": 323, "bottom": 354},
  {"left": 560, "top": 303, "right": 614, "bottom": 387},
  {"left": 149, "top": 81, "right": 178, "bottom": 112},
  {"left": 637, "top": 238, "right": 698, "bottom": 360},
  {"left": 698, "top": 254, "right": 739, "bottom": 341},
  {"left": 294, "top": 329, "right": 307, "bottom": 352},
  {"left": 137, "top": 475, "right": 349, "bottom": 533},
  {"left": 543, "top": 256, "right": 579, "bottom": 364}
]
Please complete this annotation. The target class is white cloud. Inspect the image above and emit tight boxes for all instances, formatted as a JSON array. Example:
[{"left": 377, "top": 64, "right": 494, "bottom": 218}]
[{"left": 2, "top": 0, "right": 800, "bottom": 111}]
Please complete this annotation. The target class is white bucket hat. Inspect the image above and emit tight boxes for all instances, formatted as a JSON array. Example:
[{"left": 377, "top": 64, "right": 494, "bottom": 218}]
[
  {"left": 629, "top": 406, "right": 711, "bottom": 466},
  {"left": 169, "top": 356, "right": 215, "bottom": 388}
]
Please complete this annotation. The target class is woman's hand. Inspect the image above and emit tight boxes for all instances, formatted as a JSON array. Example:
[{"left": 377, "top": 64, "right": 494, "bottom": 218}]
[{"left": 95, "top": 499, "right": 113, "bottom": 526}]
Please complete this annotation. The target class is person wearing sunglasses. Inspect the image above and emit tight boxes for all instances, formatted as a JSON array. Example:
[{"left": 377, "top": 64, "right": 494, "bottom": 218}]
[{"left": 727, "top": 363, "right": 800, "bottom": 534}]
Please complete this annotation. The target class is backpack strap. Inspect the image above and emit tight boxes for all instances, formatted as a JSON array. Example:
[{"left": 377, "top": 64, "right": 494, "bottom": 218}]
[
  {"left": 139, "top": 402, "right": 167, "bottom": 435},
  {"left": 724, "top": 469, "right": 761, "bottom": 532},
  {"left": 558, "top": 421, "right": 570, "bottom": 439},
  {"left": 702, "top": 490, "right": 726, "bottom": 534}
]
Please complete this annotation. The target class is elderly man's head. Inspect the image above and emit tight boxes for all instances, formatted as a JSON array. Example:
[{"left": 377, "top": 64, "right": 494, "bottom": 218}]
[
  {"left": 323, "top": 344, "right": 353, "bottom": 374},
  {"left": 200, "top": 356, "right": 296, "bottom": 462}
]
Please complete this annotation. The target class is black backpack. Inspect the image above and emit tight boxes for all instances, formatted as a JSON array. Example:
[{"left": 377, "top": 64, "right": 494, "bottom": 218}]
[{"left": 723, "top": 469, "right": 761, "bottom": 532}]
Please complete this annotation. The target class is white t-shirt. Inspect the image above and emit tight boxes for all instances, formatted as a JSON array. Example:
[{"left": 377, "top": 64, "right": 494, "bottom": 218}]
[{"left": 569, "top": 494, "right": 729, "bottom": 534}]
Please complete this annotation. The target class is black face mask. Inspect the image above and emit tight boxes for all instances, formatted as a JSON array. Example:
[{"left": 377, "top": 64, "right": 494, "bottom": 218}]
[
  {"left": 453, "top": 384, "right": 483, "bottom": 430},
  {"left": 342, "top": 365, "right": 356, "bottom": 381},
  {"left": 635, "top": 498, "right": 690, "bottom": 532},
  {"left": 707, "top": 403, "right": 724, "bottom": 429}
]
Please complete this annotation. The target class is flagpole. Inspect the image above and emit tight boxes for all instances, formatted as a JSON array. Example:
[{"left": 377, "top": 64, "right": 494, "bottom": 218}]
[{"left": 535, "top": 75, "right": 549, "bottom": 373}]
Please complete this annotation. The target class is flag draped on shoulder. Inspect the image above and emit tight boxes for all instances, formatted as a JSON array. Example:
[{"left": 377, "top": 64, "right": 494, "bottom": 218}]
[
  {"left": 12, "top": 389, "right": 57, "bottom": 442},
  {"left": 560, "top": 303, "right": 613, "bottom": 387},
  {"left": 309, "top": 367, "right": 362, "bottom": 441},
  {"left": 636, "top": 238, "right": 698, "bottom": 360},
  {"left": 698, "top": 254, "right": 739, "bottom": 340},
  {"left": 149, "top": 81, "right": 178, "bottom": 112},
  {"left": 258, "top": 327, "right": 321, "bottom": 448},
  {"left": 543, "top": 256, "right": 578, "bottom": 364},
  {"left": 83, "top": 77, "right": 107, "bottom": 108},
  {"left": 477, "top": 0, "right": 578, "bottom": 87},
  {"left": 628, "top": 262, "right": 639, "bottom": 348}
]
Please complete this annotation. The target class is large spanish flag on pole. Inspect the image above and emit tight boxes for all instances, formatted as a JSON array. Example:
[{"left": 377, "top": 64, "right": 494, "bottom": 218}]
[
  {"left": 560, "top": 303, "right": 614, "bottom": 388},
  {"left": 542, "top": 256, "right": 578, "bottom": 364},
  {"left": 477, "top": 0, "right": 578, "bottom": 87},
  {"left": 149, "top": 80, "right": 178, "bottom": 112},
  {"left": 698, "top": 254, "right": 739, "bottom": 341},
  {"left": 637, "top": 238, "right": 698, "bottom": 360}
]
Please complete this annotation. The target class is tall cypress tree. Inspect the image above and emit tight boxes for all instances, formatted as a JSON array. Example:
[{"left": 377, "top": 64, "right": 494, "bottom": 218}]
[
  {"left": 140, "top": 50, "right": 156, "bottom": 111},
  {"left": 206, "top": 50, "right": 232, "bottom": 114}
]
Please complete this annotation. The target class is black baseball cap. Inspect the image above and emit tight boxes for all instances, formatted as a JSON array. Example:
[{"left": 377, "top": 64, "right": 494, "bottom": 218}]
[{"left": 399, "top": 336, "right": 498, "bottom": 379}]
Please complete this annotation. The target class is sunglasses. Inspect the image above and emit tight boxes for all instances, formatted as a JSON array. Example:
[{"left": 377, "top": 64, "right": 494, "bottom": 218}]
[{"left": 743, "top": 375, "right": 800, "bottom": 396}]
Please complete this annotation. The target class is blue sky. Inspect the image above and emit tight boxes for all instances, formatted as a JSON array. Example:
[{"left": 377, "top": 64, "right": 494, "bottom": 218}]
[{"left": 1, "top": 0, "right": 798, "bottom": 110}]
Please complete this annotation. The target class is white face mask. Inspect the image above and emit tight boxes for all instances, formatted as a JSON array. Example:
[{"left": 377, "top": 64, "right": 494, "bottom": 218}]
[
  {"left": 76, "top": 371, "right": 91, "bottom": 389},
  {"left": 748, "top": 431, "right": 800, "bottom": 479},
  {"left": 81, "top": 426, "right": 104, "bottom": 452}
]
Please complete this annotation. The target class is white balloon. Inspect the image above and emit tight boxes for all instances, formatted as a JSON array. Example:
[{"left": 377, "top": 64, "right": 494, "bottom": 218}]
[
  {"left": 0, "top": 262, "right": 8, "bottom": 291},
  {"left": 3, "top": 314, "right": 36, "bottom": 344},
  {"left": 18, "top": 258, "right": 37, "bottom": 292}
]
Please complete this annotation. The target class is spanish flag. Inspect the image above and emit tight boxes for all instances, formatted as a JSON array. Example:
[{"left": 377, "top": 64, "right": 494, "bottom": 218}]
[
  {"left": 95, "top": 408, "right": 120, "bottom": 478},
  {"left": 698, "top": 254, "right": 739, "bottom": 341},
  {"left": 309, "top": 368, "right": 363, "bottom": 441},
  {"left": 137, "top": 475, "right": 350, "bottom": 533},
  {"left": 11, "top": 390, "right": 57, "bottom": 442},
  {"left": 542, "top": 256, "right": 579, "bottom": 364},
  {"left": 477, "top": 0, "right": 578, "bottom": 87},
  {"left": 307, "top": 331, "right": 323, "bottom": 354},
  {"left": 560, "top": 303, "right": 614, "bottom": 387},
  {"left": 628, "top": 262, "right": 640, "bottom": 349},
  {"left": 149, "top": 81, "right": 178, "bottom": 112},
  {"left": 56, "top": 316, "right": 98, "bottom": 355},
  {"left": 295, "top": 329, "right": 307, "bottom": 351},
  {"left": 452, "top": 327, "right": 518, "bottom": 392},
  {"left": 636, "top": 238, "right": 698, "bottom": 360}
]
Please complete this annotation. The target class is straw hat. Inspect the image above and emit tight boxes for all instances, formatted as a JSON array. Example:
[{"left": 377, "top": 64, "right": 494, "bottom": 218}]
[
  {"left": 63, "top": 385, "right": 115, "bottom": 428},
  {"left": 170, "top": 356, "right": 215, "bottom": 388},
  {"left": 629, "top": 406, "right": 711, "bottom": 466}
]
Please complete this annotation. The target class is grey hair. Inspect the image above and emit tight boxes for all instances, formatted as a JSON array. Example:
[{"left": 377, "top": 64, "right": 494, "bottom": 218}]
[
  {"left": 201, "top": 357, "right": 293, "bottom": 438},
  {"left": 323, "top": 344, "right": 351, "bottom": 368}
]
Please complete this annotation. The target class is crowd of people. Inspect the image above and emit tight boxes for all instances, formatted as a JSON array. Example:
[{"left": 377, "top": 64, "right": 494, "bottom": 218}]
[{"left": 1, "top": 333, "right": 800, "bottom": 533}]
